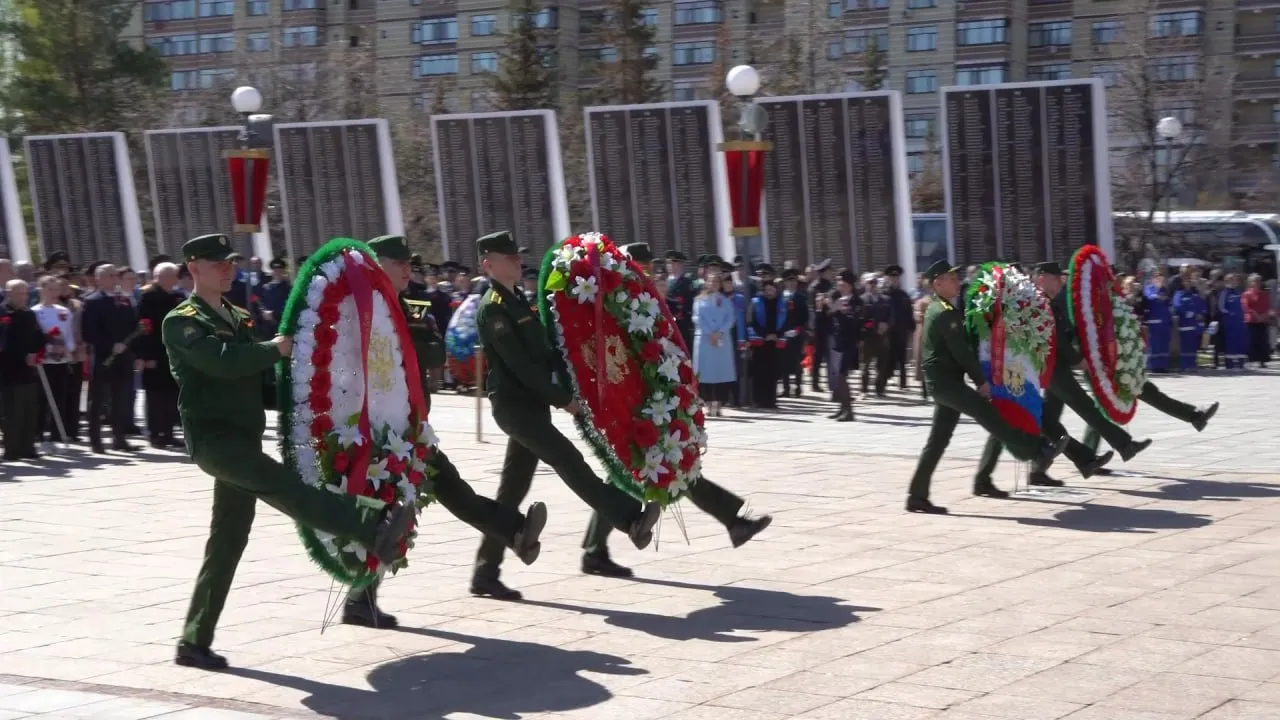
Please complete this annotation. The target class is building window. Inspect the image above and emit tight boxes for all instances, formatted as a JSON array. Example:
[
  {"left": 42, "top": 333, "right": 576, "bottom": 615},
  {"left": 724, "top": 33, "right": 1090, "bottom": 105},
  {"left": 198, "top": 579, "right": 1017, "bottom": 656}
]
[
  {"left": 471, "top": 14, "right": 496, "bottom": 36},
  {"left": 907, "top": 0, "right": 935, "bottom": 7},
  {"left": 1149, "top": 55, "right": 1197, "bottom": 81},
  {"left": 1028, "top": 63, "right": 1070, "bottom": 81},
  {"left": 283, "top": 0, "right": 316, "bottom": 9},
  {"left": 281, "top": 26, "right": 319, "bottom": 47},
  {"left": 641, "top": 8, "right": 658, "bottom": 25},
  {"left": 1093, "top": 63, "right": 1118, "bottom": 86},
  {"left": 199, "top": 68, "right": 235, "bottom": 88},
  {"left": 904, "top": 114, "right": 933, "bottom": 139},
  {"left": 580, "top": 46, "right": 617, "bottom": 73},
  {"left": 955, "top": 64, "right": 1006, "bottom": 85},
  {"left": 199, "top": 32, "right": 235, "bottom": 53},
  {"left": 412, "top": 17, "right": 457, "bottom": 45},
  {"left": 906, "top": 25, "right": 936, "bottom": 52},
  {"left": 1151, "top": 11, "right": 1201, "bottom": 38},
  {"left": 198, "top": 0, "right": 233, "bottom": 17},
  {"left": 828, "top": 1, "right": 841, "bottom": 18},
  {"left": 1028, "top": 20, "right": 1071, "bottom": 48},
  {"left": 413, "top": 53, "right": 458, "bottom": 77},
  {"left": 515, "top": 8, "right": 557, "bottom": 29},
  {"left": 247, "top": 0, "right": 268, "bottom": 16},
  {"left": 148, "top": 34, "right": 197, "bottom": 57},
  {"left": 1274, "top": 57, "right": 1280, "bottom": 77},
  {"left": 1091, "top": 20, "right": 1122, "bottom": 45},
  {"left": 279, "top": 63, "right": 317, "bottom": 83},
  {"left": 674, "top": 1, "right": 720, "bottom": 25},
  {"left": 673, "top": 41, "right": 715, "bottom": 66},
  {"left": 907, "top": 153, "right": 924, "bottom": 176},
  {"left": 471, "top": 51, "right": 498, "bottom": 73},
  {"left": 144, "top": 0, "right": 196, "bottom": 21},
  {"left": 834, "top": 28, "right": 888, "bottom": 57},
  {"left": 956, "top": 19, "right": 1007, "bottom": 46},
  {"left": 672, "top": 81, "right": 698, "bottom": 101},
  {"left": 905, "top": 69, "right": 936, "bottom": 94},
  {"left": 170, "top": 70, "right": 197, "bottom": 91},
  {"left": 247, "top": 32, "right": 271, "bottom": 52}
]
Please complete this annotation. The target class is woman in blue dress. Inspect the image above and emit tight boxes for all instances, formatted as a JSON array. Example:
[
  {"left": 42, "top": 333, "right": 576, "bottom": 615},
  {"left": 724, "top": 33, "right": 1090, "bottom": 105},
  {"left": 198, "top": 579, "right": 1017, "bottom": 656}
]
[
  {"left": 694, "top": 263, "right": 737, "bottom": 416},
  {"left": 1172, "top": 282, "right": 1207, "bottom": 371},
  {"left": 1217, "top": 273, "right": 1248, "bottom": 370},
  {"left": 1143, "top": 272, "right": 1173, "bottom": 372}
]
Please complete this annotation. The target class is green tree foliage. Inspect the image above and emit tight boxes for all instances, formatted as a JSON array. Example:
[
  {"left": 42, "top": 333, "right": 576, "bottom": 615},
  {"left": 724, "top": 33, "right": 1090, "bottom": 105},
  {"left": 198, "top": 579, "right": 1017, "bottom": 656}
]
[
  {"left": 1, "top": 0, "right": 168, "bottom": 134},
  {"left": 859, "top": 37, "right": 887, "bottom": 92},
  {"left": 489, "top": 0, "right": 555, "bottom": 110},
  {"left": 596, "top": 0, "right": 663, "bottom": 104}
]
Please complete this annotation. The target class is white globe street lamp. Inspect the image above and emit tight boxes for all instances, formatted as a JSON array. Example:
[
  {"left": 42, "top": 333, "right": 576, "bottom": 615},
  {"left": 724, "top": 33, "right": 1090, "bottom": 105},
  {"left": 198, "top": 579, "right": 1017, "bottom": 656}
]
[
  {"left": 725, "top": 65, "right": 761, "bottom": 98},
  {"left": 231, "top": 86, "right": 263, "bottom": 115},
  {"left": 1156, "top": 115, "right": 1183, "bottom": 140}
]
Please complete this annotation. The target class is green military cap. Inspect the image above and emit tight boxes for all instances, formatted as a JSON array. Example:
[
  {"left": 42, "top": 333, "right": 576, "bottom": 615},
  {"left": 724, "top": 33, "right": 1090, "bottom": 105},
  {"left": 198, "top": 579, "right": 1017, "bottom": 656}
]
[
  {"left": 1035, "top": 261, "right": 1065, "bottom": 275},
  {"left": 368, "top": 235, "right": 411, "bottom": 262},
  {"left": 268, "top": 257, "right": 287, "bottom": 270},
  {"left": 664, "top": 250, "right": 687, "bottom": 262},
  {"left": 476, "top": 230, "right": 525, "bottom": 256},
  {"left": 182, "top": 233, "right": 235, "bottom": 262},
  {"left": 701, "top": 253, "right": 725, "bottom": 268},
  {"left": 924, "top": 259, "right": 960, "bottom": 281},
  {"left": 621, "top": 243, "right": 654, "bottom": 263}
]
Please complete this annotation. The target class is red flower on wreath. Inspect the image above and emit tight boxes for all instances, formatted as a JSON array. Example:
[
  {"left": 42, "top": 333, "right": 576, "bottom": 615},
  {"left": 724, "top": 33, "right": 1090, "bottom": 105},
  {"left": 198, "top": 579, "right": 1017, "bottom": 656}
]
[
  {"left": 318, "top": 303, "right": 340, "bottom": 326},
  {"left": 634, "top": 419, "right": 660, "bottom": 447},
  {"left": 311, "top": 393, "right": 332, "bottom": 413},
  {"left": 386, "top": 454, "right": 407, "bottom": 476},
  {"left": 333, "top": 451, "right": 350, "bottom": 473},
  {"left": 626, "top": 279, "right": 644, "bottom": 297},
  {"left": 378, "top": 483, "right": 396, "bottom": 503},
  {"left": 679, "top": 447, "right": 699, "bottom": 472},
  {"left": 570, "top": 259, "right": 591, "bottom": 278},
  {"left": 407, "top": 468, "right": 425, "bottom": 485},
  {"left": 313, "top": 345, "right": 333, "bottom": 368},
  {"left": 640, "top": 340, "right": 663, "bottom": 364},
  {"left": 310, "top": 415, "right": 334, "bottom": 437},
  {"left": 314, "top": 325, "right": 337, "bottom": 347},
  {"left": 669, "top": 418, "right": 690, "bottom": 442},
  {"left": 322, "top": 283, "right": 345, "bottom": 306},
  {"left": 414, "top": 444, "right": 429, "bottom": 461},
  {"left": 655, "top": 315, "right": 671, "bottom": 337},
  {"left": 601, "top": 269, "right": 623, "bottom": 294},
  {"left": 675, "top": 384, "right": 696, "bottom": 409},
  {"left": 678, "top": 363, "right": 693, "bottom": 384},
  {"left": 310, "top": 370, "right": 332, "bottom": 397},
  {"left": 692, "top": 409, "right": 706, "bottom": 428}
]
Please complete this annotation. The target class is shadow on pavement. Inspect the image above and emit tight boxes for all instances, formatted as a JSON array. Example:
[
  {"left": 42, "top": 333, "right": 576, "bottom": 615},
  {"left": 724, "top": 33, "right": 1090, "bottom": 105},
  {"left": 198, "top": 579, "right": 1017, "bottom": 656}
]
[
  {"left": 518, "top": 577, "right": 876, "bottom": 642},
  {"left": 1114, "top": 475, "right": 1280, "bottom": 502},
  {"left": 227, "top": 627, "right": 642, "bottom": 720},
  {"left": 954, "top": 502, "right": 1213, "bottom": 534},
  {"left": 0, "top": 446, "right": 190, "bottom": 480}
]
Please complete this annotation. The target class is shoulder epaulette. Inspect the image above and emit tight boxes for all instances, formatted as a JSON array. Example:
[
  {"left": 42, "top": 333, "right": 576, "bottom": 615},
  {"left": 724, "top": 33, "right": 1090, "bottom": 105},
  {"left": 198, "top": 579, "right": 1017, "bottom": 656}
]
[
  {"left": 141, "top": 284, "right": 155, "bottom": 292},
  {"left": 173, "top": 304, "right": 199, "bottom": 318},
  {"left": 940, "top": 300, "right": 953, "bottom": 311},
  {"left": 487, "top": 289, "right": 502, "bottom": 305}
]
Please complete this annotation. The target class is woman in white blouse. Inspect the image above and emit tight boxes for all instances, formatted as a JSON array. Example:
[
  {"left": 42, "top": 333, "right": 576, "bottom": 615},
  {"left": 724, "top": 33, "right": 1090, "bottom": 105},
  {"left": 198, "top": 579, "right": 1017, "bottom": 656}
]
[{"left": 32, "top": 275, "right": 77, "bottom": 446}]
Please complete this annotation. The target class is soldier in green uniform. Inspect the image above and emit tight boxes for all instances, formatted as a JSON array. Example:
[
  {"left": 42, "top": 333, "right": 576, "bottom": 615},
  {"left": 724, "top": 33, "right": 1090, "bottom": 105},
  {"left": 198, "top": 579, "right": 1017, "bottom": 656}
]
[
  {"left": 342, "top": 234, "right": 548, "bottom": 627},
  {"left": 471, "top": 231, "right": 661, "bottom": 600},
  {"left": 166, "top": 234, "right": 417, "bottom": 670},
  {"left": 972, "top": 261, "right": 1121, "bottom": 490},
  {"left": 1012, "top": 262, "right": 1151, "bottom": 485},
  {"left": 577, "top": 243, "right": 772, "bottom": 579},
  {"left": 907, "top": 261, "right": 1070, "bottom": 514}
]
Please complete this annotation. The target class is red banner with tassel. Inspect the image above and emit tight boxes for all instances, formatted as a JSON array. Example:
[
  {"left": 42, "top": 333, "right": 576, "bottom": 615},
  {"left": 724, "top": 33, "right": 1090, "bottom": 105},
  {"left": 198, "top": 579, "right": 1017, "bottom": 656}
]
[
  {"left": 718, "top": 140, "right": 771, "bottom": 236},
  {"left": 224, "top": 148, "right": 271, "bottom": 233}
]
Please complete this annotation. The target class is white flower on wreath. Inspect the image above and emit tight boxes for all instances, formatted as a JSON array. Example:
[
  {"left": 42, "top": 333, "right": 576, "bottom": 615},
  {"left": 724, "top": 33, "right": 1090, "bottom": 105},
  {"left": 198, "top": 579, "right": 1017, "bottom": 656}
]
[
  {"left": 614, "top": 290, "right": 628, "bottom": 305},
  {"left": 580, "top": 232, "right": 604, "bottom": 247},
  {"left": 657, "top": 355, "right": 682, "bottom": 383},
  {"left": 418, "top": 421, "right": 440, "bottom": 447},
  {"left": 298, "top": 307, "right": 321, "bottom": 331},
  {"left": 571, "top": 275, "right": 598, "bottom": 303},
  {"left": 343, "top": 542, "right": 367, "bottom": 562},
  {"left": 627, "top": 311, "right": 656, "bottom": 336},
  {"left": 368, "top": 458, "right": 390, "bottom": 489},
  {"left": 642, "top": 393, "right": 679, "bottom": 425},
  {"left": 322, "top": 260, "right": 343, "bottom": 282},
  {"left": 640, "top": 447, "right": 671, "bottom": 484},
  {"left": 335, "top": 423, "right": 364, "bottom": 448},
  {"left": 630, "top": 293, "right": 660, "bottom": 317},
  {"left": 660, "top": 432, "right": 683, "bottom": 465},
  {"left": 384, "top": 430, "right": 413, "bottom": 461},
  {"left": 398, "top": 479, "right": 417, "bottom": 505}
]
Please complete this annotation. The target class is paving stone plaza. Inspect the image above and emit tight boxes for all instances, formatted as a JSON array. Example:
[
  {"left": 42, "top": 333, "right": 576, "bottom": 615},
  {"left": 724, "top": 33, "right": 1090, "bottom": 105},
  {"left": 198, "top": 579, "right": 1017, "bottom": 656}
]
[{"left": 1, "top": 372, "right": 1279, "bottom": 720}]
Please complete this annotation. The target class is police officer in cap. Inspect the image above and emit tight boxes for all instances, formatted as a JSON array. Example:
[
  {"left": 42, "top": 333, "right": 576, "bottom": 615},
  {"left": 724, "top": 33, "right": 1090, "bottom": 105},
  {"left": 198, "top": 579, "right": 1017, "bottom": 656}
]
[
  {"left": 809, "top": 259, "right": 834, "bottom": 391},
  {"left": 665, "top": 251, "right": 696, "bottom": 350},
  {"left": 521, "top": 266, "right": 539, "bottom": 304},
  {"left": 257, "top": 257, "right": 291, "bottom": 337},
  {"left": 883, "top": 264, "right": 916, "bottom": 390}
]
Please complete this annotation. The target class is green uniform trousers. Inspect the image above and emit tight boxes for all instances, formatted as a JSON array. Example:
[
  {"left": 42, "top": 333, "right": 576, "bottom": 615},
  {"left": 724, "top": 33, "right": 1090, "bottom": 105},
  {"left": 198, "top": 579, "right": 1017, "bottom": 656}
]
[
  {"left": 349, "top": 450, "right": 526, "bottom": 602},
  {"left": 182, "top": 428, "right": 387, "bottom": 648},
  {"left": 474, "top": 399, "right": 643, "bottom": 581},
  {"left": 582, "top": 476, "right": 744, "bottom": 554},
  {"left": 908, "top": 382, "right": 1045, "bottom": 498},
  {"left": 1034, "top": 372, "right": 1132, "bottom": 472},
  {"left": 1082, "top": 379, "right": 1198, "bottom": 452}
]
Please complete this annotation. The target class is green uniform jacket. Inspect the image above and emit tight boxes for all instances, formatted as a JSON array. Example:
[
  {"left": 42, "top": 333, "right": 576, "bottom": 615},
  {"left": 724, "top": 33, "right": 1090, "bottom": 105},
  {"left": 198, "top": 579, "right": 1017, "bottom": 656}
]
[
  {"left": 920, "top": 297, "right": 986, "bottom": 390},
  {"left": 162, "top": 295, "right": 279, "bottom": 437},
  {"left": 402, "top": 296, "right": 445, "bottom": 369},
  {"left": 1050, "top": 292, "right": 1083, "bottom": 371},
  {"left": 476, "top": 281, "right": 572, "bottom": 408}
]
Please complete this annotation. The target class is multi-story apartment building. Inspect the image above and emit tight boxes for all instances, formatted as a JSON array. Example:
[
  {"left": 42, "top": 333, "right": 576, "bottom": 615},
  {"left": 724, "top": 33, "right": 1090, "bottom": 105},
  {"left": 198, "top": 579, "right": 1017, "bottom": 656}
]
[{"left": 126, "top": 0, "right": 1279, "bottom": 203}]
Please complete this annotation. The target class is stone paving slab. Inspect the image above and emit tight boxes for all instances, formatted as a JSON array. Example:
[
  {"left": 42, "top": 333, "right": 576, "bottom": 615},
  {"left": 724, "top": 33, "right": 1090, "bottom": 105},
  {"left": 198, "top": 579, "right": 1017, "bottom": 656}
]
[{"left": 0, "top": 372, "right": 1278, "bottom": 719}]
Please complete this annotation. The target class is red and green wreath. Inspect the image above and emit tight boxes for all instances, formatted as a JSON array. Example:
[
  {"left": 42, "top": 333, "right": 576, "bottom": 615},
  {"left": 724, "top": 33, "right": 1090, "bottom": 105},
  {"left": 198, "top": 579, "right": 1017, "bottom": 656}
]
[{"left": 536, "top": 232, "right": 706, "bottom": 505}]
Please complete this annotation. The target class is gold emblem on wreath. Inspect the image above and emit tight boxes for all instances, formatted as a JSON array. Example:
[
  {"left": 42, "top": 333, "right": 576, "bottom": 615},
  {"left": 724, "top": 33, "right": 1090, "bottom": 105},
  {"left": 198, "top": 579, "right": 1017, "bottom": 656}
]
[
  {"left": 580, "top": 336, "right": 629, "bottom": 385},
  {"left": 1002, "top": 363, "right": 1026, "bottom": 397},
  {"left": 368, "top": 335, "right": 396, "bottom": 393}
]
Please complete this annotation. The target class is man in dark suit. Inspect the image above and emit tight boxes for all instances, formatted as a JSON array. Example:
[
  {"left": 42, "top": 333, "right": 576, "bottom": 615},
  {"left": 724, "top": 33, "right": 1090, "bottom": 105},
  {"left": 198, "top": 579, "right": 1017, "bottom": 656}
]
[
  {"left": 138, "top": 262, "right": 183, "bottom": 448},
  {"left": 1, "top": 279, "right": 48, "bottom": 460},
  {"left": 81, "top": 263, "right": 142, "bottom": 453}
]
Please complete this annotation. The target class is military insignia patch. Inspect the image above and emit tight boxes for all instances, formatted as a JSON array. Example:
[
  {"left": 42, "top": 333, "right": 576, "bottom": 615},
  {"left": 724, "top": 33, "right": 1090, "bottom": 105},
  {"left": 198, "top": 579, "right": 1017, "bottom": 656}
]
[
  {"left": 183, "top": 325, "right": 199, "bottom": 339},
  {"left": 491, "top": 317, "right": 508, "bottom": 333}
]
